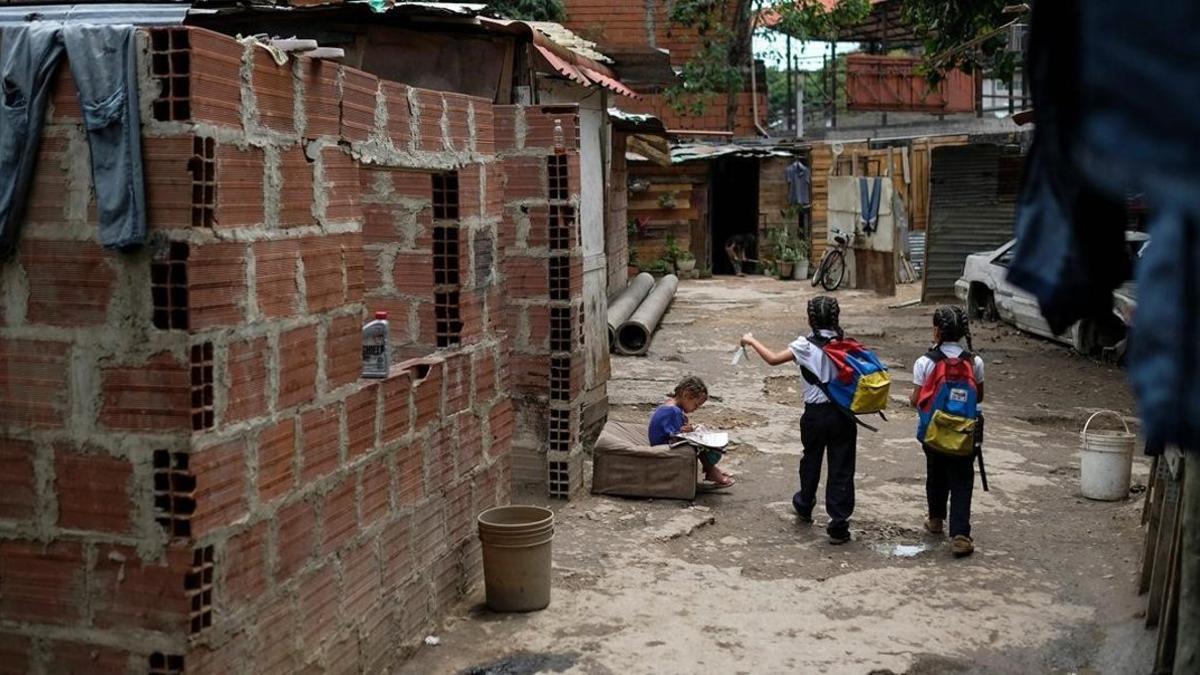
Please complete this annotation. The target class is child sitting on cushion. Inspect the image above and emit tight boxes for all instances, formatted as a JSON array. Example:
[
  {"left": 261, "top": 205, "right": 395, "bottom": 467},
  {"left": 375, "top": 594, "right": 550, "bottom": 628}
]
[{"left": 648, "top": 376, "right": 734, "bottom": 489}]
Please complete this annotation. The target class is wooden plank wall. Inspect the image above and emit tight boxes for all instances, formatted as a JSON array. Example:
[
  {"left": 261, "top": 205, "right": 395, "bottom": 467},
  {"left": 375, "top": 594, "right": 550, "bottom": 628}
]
[
  {"left": 628, "top": 162, "right": 710, "bottom": 267},
  {"left": 808, "top": 135, "right": 968, "bottom": 265},
  {"left": 758, "top": 156, "right": 796, "bottom": 258}
]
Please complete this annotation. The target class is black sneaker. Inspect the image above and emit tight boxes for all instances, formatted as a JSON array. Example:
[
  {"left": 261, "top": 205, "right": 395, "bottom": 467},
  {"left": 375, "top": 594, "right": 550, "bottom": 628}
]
[{"left": 828, "top": 530, "right": 851, "bottom": 545}]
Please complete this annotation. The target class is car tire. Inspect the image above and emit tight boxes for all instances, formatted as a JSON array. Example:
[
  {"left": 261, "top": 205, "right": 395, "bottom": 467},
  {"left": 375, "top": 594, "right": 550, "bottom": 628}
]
[{"left": 967, "top": 285, "right": 998, "bottom": 322}]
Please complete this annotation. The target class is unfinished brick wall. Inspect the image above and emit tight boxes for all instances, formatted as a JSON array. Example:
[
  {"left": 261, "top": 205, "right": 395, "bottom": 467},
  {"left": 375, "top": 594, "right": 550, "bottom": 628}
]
[
  {"left": 0, "top": 26, "right": 526, "bottom": 673},
  {"left": 494, "top": 106, "right": 589, "bottom": 498}
]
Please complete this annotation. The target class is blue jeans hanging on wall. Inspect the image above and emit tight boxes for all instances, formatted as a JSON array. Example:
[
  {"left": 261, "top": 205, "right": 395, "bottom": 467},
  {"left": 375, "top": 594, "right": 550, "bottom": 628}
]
[{"left": 0, "top": 23, "right": 145, "bottom": 257}]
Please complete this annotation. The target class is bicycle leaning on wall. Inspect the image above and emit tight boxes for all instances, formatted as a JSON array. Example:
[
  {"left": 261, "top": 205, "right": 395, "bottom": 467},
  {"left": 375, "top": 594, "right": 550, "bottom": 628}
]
[{"left": 812, "top": 231, "right": 849, "bottom": 291}]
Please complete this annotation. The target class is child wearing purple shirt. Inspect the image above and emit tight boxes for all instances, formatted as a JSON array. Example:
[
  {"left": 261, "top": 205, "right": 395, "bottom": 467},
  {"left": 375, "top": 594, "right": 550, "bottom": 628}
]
[{"left": 648, "top": 376, "right": 733, "bottom": 489}]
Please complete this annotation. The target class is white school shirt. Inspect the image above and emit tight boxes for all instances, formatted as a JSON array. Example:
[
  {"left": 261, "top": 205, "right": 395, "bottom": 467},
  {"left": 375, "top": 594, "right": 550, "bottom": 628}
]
[
  {"left": 912, "top": 342, "right": 985, "bottom": 388},
  {"left": 789, "top": 329, "right": 839, "bottom": 404}
]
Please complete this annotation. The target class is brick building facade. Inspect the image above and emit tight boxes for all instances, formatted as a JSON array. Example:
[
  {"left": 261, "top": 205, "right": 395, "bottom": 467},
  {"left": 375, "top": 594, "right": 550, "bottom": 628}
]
[{"left": 0, "top": 24, "right": 587, "bottom": 672}]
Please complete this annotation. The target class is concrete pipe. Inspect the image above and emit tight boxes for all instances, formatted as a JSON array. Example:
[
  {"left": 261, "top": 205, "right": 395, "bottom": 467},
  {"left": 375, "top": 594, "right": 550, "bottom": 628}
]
[
  {"left": 616, "top": 274, "right": 678, "bottom": 356},
  {"left": 606, "top": 272, "right": 655, "bottom": 350}
]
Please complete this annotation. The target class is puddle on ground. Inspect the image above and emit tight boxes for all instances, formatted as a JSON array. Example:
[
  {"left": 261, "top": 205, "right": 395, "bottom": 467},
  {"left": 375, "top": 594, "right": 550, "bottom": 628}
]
[
  {"left": 868, "top": 542, "right": 933, "bottom": 558},
  {"left": 460, "top": 652, "right": 578, "bottom": 675}
]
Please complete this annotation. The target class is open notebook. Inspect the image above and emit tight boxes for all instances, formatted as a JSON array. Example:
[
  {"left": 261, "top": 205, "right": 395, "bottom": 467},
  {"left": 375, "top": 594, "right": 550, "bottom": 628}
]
[{"left": 668, "top": 429, "right": 729, "bottom": 450}]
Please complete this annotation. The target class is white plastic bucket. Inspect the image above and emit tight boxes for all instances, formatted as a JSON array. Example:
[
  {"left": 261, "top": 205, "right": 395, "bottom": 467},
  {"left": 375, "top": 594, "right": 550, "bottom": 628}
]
[{"left": 1079, "top": 410, "right": 1136, "bottom": 501}]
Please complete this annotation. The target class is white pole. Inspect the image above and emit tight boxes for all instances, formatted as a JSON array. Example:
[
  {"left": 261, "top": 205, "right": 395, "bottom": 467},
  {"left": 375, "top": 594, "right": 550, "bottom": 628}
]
[{"left": 796, "top": 70, "right": 805, "bottom": 138}]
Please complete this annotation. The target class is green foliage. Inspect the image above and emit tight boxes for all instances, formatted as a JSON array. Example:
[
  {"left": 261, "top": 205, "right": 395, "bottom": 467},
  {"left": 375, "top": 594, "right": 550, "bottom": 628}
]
[
  {"left": 899, "top": 0, "right": 1018, "bottom": 84},
  {"left": 643, "top": 258, "right": 672, "bottom": 274},
  {"left": 668, "top": 0, "right": 868, "bottom": 121},
  {"left": 483, "top": 0, "right": 565, "bottom": 22},
  {"left": 663, "top": 233, "right": 684, "bottom": 263}
]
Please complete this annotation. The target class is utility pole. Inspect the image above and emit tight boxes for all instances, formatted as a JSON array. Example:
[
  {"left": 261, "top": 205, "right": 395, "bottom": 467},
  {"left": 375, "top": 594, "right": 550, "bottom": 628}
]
[
  {"left": 796, "top": 58, "right": 804, "bottom": 138},
  {"left": 786, "top": 36, "right": 794, "bottom": 132}
]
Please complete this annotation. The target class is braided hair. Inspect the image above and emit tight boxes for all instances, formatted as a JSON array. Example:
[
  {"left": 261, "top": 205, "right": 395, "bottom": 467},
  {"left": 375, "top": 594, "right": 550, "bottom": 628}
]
[
  {"left": 807, "top": 295, "right": 844, "bottom": 338},
  {"left": 672, "top": 376, "right": 708, "bottom": 400},
  {"left": 933, "top": 305, "right": 973, "bottom": 351}
]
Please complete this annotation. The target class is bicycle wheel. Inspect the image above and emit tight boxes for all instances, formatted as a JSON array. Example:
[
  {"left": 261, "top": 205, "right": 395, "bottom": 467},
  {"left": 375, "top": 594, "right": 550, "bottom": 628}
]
[
  {"left": 811, "top": 251, "right": 832, "bottom": 287},
  {"left": 820, "top": 250, "right": 846, "bottom": 291}
]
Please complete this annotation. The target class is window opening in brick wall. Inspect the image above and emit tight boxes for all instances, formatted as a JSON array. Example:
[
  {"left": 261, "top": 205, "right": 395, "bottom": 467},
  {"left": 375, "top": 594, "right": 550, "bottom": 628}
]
[
  {"left": 150, "top": 29, "right": 191, "bottom": 122},
  {"left": 432, "top": 172, "right": 459, "bottom": 220},
  {"left": 550, "top": 306, "right": 571, "bottom": 353},
  {"left": 548, "top": 155, "right": 569, "bottom": 201},
  {"left": 548, "top": 408, "right": 570, "bottom": 455},
  {"left": 152, "top": 449, "right": 196, "bottom": 538},
  {"left": 435, "top": 292, "right": 463, "bottom": 348},
  {"left": 433, "top": 225, "right": 460, "bottom": 287},
  {"left": 190, "top": 343, "right": 214, "bottom": 431},
  {"left": 548, "top": 256, "right": 569, "bottom": 302},
  {"left": 549, "top": 356, "right": 570, "bottom": 402},
  {"left": 548, "top": 460, "right": 570, "bottom": 499},
  {"left": 185, "top": 545, "right": 214, "bottom": 634},
  {"left": 189, "top": 137, "right": 216, "bottom": 228},
  {"left": 549, "top": 205, "right": 570, "bottom": 251},
  {"left": 149, "top": 653, "right": 185, "bottom": 675},
  {"left": 151, "top": 241, "right": 189, "bottom": 330}
]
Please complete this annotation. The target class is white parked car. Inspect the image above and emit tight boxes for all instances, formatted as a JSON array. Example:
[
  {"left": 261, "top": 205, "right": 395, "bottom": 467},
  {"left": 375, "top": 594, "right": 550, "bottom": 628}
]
[{"left": 954, "top": 232, "right": 1148, "bottom": 361}]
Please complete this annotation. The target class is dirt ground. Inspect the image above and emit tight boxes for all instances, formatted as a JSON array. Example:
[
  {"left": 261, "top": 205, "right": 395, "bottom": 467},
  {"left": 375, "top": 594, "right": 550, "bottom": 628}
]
[{"left": 398, "top": 277, "right": 1158, "bottom": 675}]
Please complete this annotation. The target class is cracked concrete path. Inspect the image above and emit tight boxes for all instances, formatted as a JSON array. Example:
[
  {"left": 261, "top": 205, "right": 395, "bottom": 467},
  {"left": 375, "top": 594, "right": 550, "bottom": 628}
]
[{"left": 398, "top": 277, "right": 1156, "bottom": 675}]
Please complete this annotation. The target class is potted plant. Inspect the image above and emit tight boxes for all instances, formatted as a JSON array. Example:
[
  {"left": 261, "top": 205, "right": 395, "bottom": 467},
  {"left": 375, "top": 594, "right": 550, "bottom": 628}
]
[
  {"left": 777, "top": 246, "right": 796, "bottom": 280},
  {"left": 662, "top": 233, "right": 683, "bottom": 273},
  {"left": 676, "top": 250, "right": 696, "bottom": 273},
  {"left": 627, "top": 248, "right": 640, "bottom": 278},
  {"left": 643, "top": 258, "right": 671, "bottom": 278},
  {"left": 792, "top": 238, "right": 810, "bottom": 280}
]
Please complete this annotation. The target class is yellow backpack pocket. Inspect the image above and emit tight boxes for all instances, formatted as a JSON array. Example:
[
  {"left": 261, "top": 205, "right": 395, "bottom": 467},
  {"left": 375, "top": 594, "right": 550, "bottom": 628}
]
[{"left": 923, "top": 410, "right": 976, "bottom": 456}]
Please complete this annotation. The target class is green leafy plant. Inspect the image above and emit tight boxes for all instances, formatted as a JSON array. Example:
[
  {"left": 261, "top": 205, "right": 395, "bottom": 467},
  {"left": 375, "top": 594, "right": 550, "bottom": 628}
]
[
  {"left": 483, "top": 0, "right": 564, "bottom": 22},
  {"left": 628, "top": 247, "right": 639, "bottom": 266},
  {"left": 663, "top": 233, "right": 684, "bottom": 264},
  {"left": 777, "top": 246, "right": 799, "bottom": 262},
  {"left": 899, "top": 0, "right": 1019, "bottom": 85},
  {"left": 677, "top": 249, "right": 696, "bottom": 262},
  {"left": 658, "top": 191, "right": 679, "bottom": 209},
  {"left": 643, "top": 258, "right": 671, "bottom": 274}
]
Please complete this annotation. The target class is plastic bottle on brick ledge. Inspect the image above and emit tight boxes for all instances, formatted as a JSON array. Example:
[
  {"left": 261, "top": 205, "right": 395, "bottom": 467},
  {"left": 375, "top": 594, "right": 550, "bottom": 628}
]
[
  {"left": 362, "top": 311, "right": 390, "bottom": 378},
  {"left": 553, "top": 119, "right": 566, "bottom": 155}
]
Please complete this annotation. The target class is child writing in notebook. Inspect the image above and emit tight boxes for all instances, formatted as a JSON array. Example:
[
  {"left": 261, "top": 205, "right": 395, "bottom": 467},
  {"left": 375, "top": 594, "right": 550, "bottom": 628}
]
[{"left": 648, "top": 376, "right": 734, "bottom": 489}]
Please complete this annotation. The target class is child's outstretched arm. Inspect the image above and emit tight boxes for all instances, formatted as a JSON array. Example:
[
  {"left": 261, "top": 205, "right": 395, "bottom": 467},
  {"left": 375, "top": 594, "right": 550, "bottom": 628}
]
[{"left": 740, "top": 333, "right": 793, "bottom": 366}]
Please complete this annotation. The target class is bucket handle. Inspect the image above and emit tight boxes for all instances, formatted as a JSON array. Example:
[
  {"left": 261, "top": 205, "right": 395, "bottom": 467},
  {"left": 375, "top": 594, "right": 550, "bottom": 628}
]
[{"left": 1083, "top": 409, "right": 1130, "bottom": 449}]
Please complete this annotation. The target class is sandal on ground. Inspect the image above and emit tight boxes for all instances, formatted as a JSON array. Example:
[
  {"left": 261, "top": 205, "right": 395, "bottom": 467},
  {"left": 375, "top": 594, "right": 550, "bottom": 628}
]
[{"left": 697, "top": 477, "right": 736, "bottom": 492}]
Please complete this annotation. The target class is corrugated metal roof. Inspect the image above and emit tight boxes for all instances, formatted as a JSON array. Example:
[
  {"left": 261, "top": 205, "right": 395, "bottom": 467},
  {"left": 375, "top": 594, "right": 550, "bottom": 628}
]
[
  {"left": 526, "top": 20, "right": 611, "bottom": 64},
  {"left": 0, "top": 3, "right": 194, "bottom": 25},
  {"left": 667, "top": 142, "right": 792, "bottom": 164}
]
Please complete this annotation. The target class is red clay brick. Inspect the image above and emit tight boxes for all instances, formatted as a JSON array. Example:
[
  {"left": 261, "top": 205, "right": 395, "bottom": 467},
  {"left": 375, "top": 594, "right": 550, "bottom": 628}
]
[
  {"left": 363, "top": 204, "right": 398, "bottom": 245},
  {"left": 277, "top": 325, "right": 317, "bottom": 410},
  {"left": 223, "top": 520, "right": 268, "bottom": 607},
  {"left": 508, "top": 352, "right": 549, "bottom": 392},
  {"left": 416, "top": 89, "right": 445, "bottom": 152},
  {"left": 253, "top": 238, "right": 300, "bottom": 318},
  {"left": 298, "top": 564, "right": 337, "bottom": 650},
  {"left": 393, "top": 251, "right": 434, "bottom": 296},
  {"left": 214, "top": 144, "right": 266, "bottom": 228},
  {"left": 445, "top": 479, "right": 472, "bottom": 545},
  {"left": 188, "top": 28, "right": 244, "bottom": 128},
  {"left": 91, "top": 545, "right": 191, "bottom": 632},
  {"left": 344, "top": 232, "right": 365, "bottom": 303},
  {"left": 54, "top": 446, "right": 132, "bottom": 534},
  {"left": 411, "top": 499, "right": 444, "bottom": 568},
  {"left": 473, "top": 462, "right": 499, "bottom": 516},
  {"left": 301, "top": 405, "right": 340, "bottom": 484},
  {"left": 299, "top": 56, "right": 340, "bottom": 138},
  {"left": 445, "top": 94, "right": 471, "bottom": 153},
  {"left": 381, "top": 371, "right": 412, "bottom": 443},
  {"left": 276, "top": 499, "right": 316, "bottom": 581},
  {"left": 428, "top": 428, "right": 455, "bottom": 495},
  {"left": 278, "top": 148, "right": 314, "bottom": 227},
  {"left": 0, "top": 633, "right": 30, "bottom": 674},
  {"left": 21, "top": 240, "right": 114, "bottom": 327},
  {"left": 502, "top": 156, "right": 546, "bottom": 200},
  {"left": 444, "top": 353, "right": 470, "bottom": 415},
  {"left": 380, "top": 513, "right": 411, "bottom": 589},
  {"left": 45, "top": 640, "right": 129, "bottom": 674},
  {"left": 300, "top": 236, "right": 343, "bottom": 313},
  {"left": 0, "top": 438, "right": 36, "bottom": 521},
  {"left": 346, "top": 384, "right": 379, "bottom": 459},
  {"left": 505, "top": 255, "right": 549, "bottom": 298},
  {"left": 225, "top": 336, "right": 269, "bottom": 423},
  {"left": 256, "top": 593, "right": 298, "bottom": 673},
  {"left": 383, "top": 81, "right": 412, "bottom": 150},
  {"left": 321, "top": 476, "right": 357, "bottom": 554},
  {"left": 360, "top": 457, "right": 390, "bottom": 528},
  {"left": 526, "top": 304, "right": 549, "bottom": 350},
  {"left": 474, "top": 101, "right": 496, "bottom": 156},
  {"left": 257, "top": 417, "right": 296, "bottom": 504},
  {"left": 252, "top": 47, "right": 295, "bottom": 134},
  {"left": 456, "top": 412, "right": 484, "bottom": 475},
  {"left": 22, "top": 135, "right": 68, "bottom": 227},
  {"left": 396, "top": 442, "right": 423, "bottom": 506},
  {"left": 142, "top": 135, "right": 195, "bottom": 229},
  {"left": 412, "top": 361, "right": 443, "bottom": 429},
  {"left": 325, "top": 314, "right": 362, "bottom": 392},
  {"left": 0, "top": 540, "right": 84, "bottom": 625},
  {"left": 190, "top": 438, "right": 247, "bottom": 537},
  {"left": 321, "top": 147, "right": 361, "bottom": 224},
  {"left": 189, "top": 241, "right": 247, "bottom": 329},
  {"left": 100, "top": 352, "right": 191, "bottom": 431},
  {"left": 487, "top": 399, "right": 514, "bottom": 460},
  {"left": 472, "top": 349, "right": 497, "bottom": 404},
  {"left": 341, "top": 68, "right": 378, "bottom": 143},
  {"left": 340, "top": 540, "right": 379, "bottom": 622},
  {"left": 0, "top": 339, "right": 69, "bottom": 429}
]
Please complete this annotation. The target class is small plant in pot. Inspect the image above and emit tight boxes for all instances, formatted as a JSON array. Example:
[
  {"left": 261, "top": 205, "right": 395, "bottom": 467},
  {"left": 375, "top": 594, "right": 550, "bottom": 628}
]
[
  {"left": 675, "top": 250, "right": 696, "bottom": 273},
  {"left": 776, "top": 246, "right": 797, "bottom": 280},
  {"left": 792, "top": 238, "right": 810, "bottom": 280},
  {"left": 627, "top": 248, "right": 640, "bottom": 278},
  {"left": 643, "top": 258, "right": 671, "bottom": 278}
]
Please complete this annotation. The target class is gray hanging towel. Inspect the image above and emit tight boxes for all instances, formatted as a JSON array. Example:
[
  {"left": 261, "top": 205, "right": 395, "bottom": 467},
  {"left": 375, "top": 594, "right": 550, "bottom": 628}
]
[{"left": 859, "top": 177, "right": 882, "bottom": 235}]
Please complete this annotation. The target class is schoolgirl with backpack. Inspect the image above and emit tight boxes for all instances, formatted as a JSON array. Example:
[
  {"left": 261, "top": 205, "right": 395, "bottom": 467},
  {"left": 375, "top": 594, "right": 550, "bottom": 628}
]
[
  {"left": 741, "top": 296, "right": 891, "bottom": 544},
  {"left": 910, "top": 306, "right": 986, "bottom": 558}
]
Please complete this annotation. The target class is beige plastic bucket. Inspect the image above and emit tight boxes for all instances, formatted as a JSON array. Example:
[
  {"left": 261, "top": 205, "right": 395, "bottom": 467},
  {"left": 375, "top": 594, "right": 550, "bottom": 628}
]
[
  {"left": 1079, "top": 410, "right": 1136, "bottom": 501},
  {"left": 477, "top": 506, "right": 554, "bottom": 612}
]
